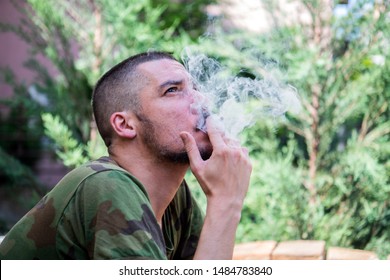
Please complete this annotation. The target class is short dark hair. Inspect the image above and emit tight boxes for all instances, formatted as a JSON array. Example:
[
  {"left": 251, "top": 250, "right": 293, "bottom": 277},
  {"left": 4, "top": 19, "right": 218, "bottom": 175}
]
[{"left": 92, "top": 51, "right": 177, "bottom": 147}]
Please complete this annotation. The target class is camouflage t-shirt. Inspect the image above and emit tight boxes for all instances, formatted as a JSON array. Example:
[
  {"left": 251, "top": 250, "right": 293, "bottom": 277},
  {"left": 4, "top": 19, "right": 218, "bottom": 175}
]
[{"left": 0, "top": 157, "right": 204, "bottom": 260}]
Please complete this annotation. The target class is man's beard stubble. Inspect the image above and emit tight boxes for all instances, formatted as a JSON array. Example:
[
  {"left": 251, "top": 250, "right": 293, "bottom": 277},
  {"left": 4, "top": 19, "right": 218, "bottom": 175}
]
[{"left": 137, "top": 113, "right": 212, "bottom": 165}]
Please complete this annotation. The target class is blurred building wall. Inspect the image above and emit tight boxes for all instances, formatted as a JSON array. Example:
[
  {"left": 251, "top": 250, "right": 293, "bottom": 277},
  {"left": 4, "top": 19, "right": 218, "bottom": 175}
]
[{"left": 0, "top": 0, "right": 68, "bottom": 189}]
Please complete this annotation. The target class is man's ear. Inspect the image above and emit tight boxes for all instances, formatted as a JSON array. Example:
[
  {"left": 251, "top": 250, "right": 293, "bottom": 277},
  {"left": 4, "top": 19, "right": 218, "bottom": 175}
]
[{"left": 110, "top": 111, "right": 137, "bottom": 139}]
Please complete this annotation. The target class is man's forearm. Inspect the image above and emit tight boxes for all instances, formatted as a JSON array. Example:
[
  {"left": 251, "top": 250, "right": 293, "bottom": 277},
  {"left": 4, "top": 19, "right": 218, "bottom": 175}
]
[{"left": 193, "top": 203, "right": 242, "bottom": 260}]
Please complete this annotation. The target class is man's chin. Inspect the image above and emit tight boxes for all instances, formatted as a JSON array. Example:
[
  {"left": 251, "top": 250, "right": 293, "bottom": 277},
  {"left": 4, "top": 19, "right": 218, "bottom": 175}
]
[
  {"left": 161, "top": 147, "right": 212, "bottom": 164},
  {"left": 159, "top": 151, "right": 190, "bottom": 165}
]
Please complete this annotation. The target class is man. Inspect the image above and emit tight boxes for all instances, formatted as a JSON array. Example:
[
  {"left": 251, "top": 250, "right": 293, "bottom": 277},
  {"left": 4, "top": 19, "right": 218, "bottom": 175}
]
[{"left": 0, "top": 51, "right": 252, "bottom": 259}]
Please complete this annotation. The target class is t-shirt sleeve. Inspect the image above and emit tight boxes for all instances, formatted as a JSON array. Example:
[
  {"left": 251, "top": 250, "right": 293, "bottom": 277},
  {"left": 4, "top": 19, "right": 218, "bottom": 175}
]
[{"left": 64, "top": 170, "right": 167, "bottom": 260}]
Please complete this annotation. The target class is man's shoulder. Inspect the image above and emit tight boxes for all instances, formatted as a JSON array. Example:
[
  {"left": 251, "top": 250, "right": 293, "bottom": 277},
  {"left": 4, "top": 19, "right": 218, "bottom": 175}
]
[
  {"left": 49, "top": 157, "right": 148, "bottom": 210},
  {"left": 58, "top": 156, "right": 137, "bottom": 187},
  {"left": 47, "top": 156, "right": 147, "bottom": 215},
  {"left": 75, "top": 156, "right": 129, "bottom": 176}
]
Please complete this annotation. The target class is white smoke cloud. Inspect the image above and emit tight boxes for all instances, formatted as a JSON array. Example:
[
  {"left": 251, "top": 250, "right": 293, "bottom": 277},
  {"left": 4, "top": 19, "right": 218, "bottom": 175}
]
[{"left": 182, "top": 49, "right": 301, "bottom": 139}]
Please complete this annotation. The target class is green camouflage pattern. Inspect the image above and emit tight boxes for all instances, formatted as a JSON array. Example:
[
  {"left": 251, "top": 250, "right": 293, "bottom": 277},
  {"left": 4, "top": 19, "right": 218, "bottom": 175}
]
[{"left": 0, "top": 157, "right": 203, "bottom": 260}]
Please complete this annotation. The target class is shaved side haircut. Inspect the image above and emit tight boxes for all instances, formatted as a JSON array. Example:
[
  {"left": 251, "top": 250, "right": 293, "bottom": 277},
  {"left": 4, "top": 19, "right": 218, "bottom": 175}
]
[{"left": 92, "top": 51, "right": 178, "bottom": 147}]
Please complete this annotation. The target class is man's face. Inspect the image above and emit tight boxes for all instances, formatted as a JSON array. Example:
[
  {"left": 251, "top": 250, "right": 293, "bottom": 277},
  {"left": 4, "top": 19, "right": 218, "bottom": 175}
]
[{"left": 135, "top": 59, "right": 212, "bottom": 164}]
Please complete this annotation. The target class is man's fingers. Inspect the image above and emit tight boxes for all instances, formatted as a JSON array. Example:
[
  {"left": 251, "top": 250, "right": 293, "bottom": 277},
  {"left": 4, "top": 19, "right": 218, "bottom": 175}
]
[
  {"left": 207, "top": 117, "right": 242, "bottom": 149},
  {"left": 180, "top": 132, "right": 202, "bottom": 168},
  {"left": 205, "top": 117, "right": 226, "bottom": 148},
  {"left": 224, "top": 137, "right": 240, "bottom": 148}
]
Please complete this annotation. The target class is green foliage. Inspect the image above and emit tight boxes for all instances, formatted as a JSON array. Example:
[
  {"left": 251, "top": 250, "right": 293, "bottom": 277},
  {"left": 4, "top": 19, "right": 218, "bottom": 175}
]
[
  {"left": 238, "top": 124, "right": 309, "bottom": 242},
  {"left": 42, "top": 113, "right": 106, "bottom": 167},
  {"left": 0, "top": 67, "right": 44, "bottom": 192},
  {"left": 150, "top": 0, "right": 215, "bottom": 39},
  {"left": 0, "top": 146, "right": 44, "bottom": 194},
  {"left": 195, "top": 0, "right": 390, "bottom": 258}
]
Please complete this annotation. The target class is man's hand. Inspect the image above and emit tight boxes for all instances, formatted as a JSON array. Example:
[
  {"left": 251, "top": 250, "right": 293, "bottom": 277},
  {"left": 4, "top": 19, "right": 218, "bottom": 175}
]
[
  {"left": 180, "top": 117, "right": 252, "bottom": 259},
  {"left": 180, "top": 117, "right": 252, "bottom": 207}
]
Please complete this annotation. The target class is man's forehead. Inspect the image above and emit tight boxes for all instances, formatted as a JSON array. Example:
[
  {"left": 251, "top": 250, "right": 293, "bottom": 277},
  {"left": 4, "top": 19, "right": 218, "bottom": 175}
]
[{"left": 137, "top": 59, "right": 190, "bottom": 80}]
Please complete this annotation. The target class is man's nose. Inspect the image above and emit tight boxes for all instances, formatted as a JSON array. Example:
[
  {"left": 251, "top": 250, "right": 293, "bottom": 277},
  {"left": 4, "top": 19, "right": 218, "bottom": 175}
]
[
  {"left": 189, "top": 89, "right": 212, "bottom": 115},
  {"left": 189, "top": 88, "right": 206, "bottom": 104}
]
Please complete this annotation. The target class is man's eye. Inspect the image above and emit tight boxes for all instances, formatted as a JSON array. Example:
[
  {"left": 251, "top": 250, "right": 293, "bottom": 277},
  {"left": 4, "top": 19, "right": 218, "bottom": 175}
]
[{"left": 165, "top": 87, "right": 178, "bottom": 94}]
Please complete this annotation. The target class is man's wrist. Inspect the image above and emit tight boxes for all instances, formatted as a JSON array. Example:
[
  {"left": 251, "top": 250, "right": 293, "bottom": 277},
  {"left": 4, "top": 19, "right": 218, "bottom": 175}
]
[{"left": 205, "top": 200, "right": 243, "bottom": 223}]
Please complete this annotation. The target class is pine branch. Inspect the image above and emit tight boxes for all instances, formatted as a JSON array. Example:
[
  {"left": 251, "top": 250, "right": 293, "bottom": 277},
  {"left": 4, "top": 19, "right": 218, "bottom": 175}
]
[{"left": 0, "top": 146, "right": 46, "bottom": 196}]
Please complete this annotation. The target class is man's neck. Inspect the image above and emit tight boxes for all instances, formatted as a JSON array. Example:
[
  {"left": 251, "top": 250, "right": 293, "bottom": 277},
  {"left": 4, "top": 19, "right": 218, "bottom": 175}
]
[{"left": 108, "top": 150, "right": 188, "bottom": 223}]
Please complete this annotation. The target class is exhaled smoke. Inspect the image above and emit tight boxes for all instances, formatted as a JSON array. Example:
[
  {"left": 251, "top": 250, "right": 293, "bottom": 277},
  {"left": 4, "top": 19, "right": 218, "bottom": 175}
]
[{"left": 181, "top": 49, "right": 301, "bottom": 139}]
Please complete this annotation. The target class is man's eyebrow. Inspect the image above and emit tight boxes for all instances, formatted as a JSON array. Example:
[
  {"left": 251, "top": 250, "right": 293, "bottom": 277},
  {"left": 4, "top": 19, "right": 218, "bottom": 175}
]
[{"left": 158, "top": 79, "right": 184, "bottom": 90}]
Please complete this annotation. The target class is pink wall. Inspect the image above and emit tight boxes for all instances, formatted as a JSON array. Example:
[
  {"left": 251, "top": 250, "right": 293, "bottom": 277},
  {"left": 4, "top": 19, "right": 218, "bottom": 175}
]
[
  {"left": 0, "top": 0, "right": 68, "bottom": 189},
  {"left": 0, "top": 0, "right": 32, "bottom": 100},
  {"left": 0, "top": 0, "right": 55, "bottom": 102}
]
